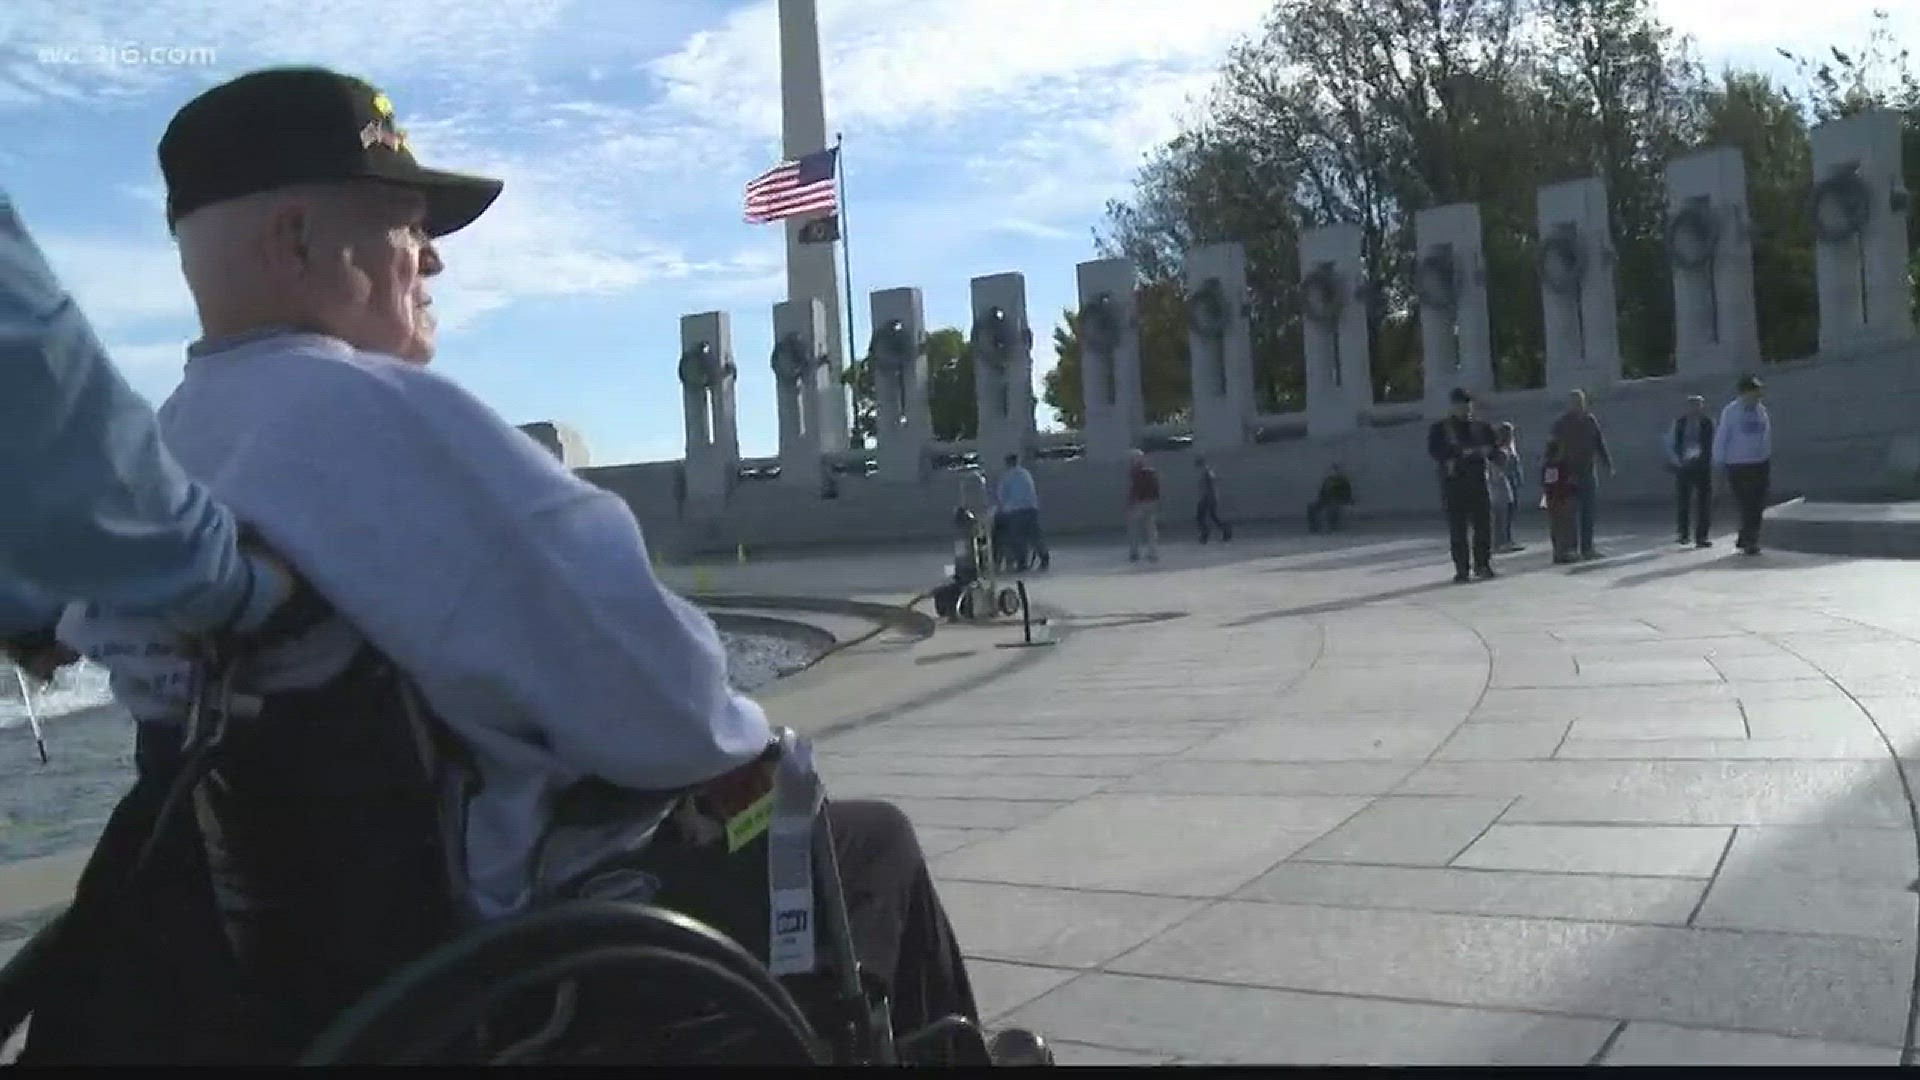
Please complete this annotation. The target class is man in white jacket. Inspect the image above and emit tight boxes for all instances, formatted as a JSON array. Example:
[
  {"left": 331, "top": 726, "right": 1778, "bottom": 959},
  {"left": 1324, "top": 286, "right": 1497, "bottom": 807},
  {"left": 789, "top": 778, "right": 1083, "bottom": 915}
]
[
  {"left": 51, "top": 66, "right": 1007, "bottom": 1060},
  {"left": 1713, "top": 374, "right": 1773, "bottom": 555}
]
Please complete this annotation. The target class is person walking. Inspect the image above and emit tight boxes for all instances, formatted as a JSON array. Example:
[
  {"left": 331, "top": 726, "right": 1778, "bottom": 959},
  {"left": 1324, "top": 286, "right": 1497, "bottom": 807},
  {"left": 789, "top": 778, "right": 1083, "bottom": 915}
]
[
  {"left": 1125, "top": 449, "right": 1161, "bottom": 563},
  {"left": 1489, "top": 422, "right": 1524, "bottom": 553},
  {"left": 1194, "top": 455, "right": 1232, "bottom": 543},
  {"left": 1427, "top": 388, "right": 1499, "bottom": 583},
  {"left": 1549, "top": 389, "right": 1614, "bottom": 559},
  {"left": 995, "top": 453, "right": 1049, "bottom": 571},
  {"left": 1714, "top": 374, "right": 1773, "bottom": 556},
  {"left": 1307, "top": 464, "right": 1354, "bottom": 533},
  {"left": 1541, "top": 439, "right": 1580, "bottom": 564},
  {"left": 1668, "top": 395, "right": 1715, "bottom": 549}
]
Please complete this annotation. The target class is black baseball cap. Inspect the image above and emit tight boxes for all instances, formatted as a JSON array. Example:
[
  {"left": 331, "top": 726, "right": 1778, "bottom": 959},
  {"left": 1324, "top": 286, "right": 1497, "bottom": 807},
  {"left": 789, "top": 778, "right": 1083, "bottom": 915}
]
[
  {"left": 1737, "top": 374, "right": 1764, "bottom": 392},
  {"left": 159, "top": 66, "right": 503, "bottom": 238},
  {"left": 1449, "top": 387, "right": 1473, "bottom": 404}
]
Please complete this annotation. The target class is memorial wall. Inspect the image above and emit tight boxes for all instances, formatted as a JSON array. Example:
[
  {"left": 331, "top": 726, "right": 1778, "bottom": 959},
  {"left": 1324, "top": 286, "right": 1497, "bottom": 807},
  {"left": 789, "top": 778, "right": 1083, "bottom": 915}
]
[{"left": 562, "top": 111, "right": 1916, "bottom": 560}]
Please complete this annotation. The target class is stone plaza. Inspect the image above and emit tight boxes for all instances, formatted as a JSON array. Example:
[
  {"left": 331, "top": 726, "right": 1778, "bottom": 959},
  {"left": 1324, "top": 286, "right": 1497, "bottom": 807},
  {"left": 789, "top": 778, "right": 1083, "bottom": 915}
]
[
  {"left": 6, "top": 507, "right": 1920, "bottom": 1064},
  {"left": 649, "top": 514, "right": 1920, "bottom": 1065}
]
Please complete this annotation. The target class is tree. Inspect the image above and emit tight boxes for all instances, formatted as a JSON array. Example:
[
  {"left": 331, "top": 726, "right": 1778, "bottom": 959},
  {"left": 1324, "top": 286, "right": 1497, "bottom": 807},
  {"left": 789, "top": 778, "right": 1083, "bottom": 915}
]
[
  {"left": 1700, "top": 71, "right": 1817, "bottom": 361},
  {"left": 923, "top": 328, "right": 977, "bottom": 442},
  {"left": 1095, "top": 0, "right": 1732, "bottom": 399},
  {"left": 1041, "top": 281, "right": 1195, "bottom": 431},
  {"left": 841, "top": 326, "right": 978, "bottom": 447}
]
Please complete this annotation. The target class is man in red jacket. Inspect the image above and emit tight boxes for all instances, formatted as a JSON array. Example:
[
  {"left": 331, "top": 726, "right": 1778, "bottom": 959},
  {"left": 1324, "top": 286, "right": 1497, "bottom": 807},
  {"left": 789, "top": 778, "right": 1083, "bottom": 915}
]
[{"left": 1126, "top": 449, "right": 1161, "bottom": 563}]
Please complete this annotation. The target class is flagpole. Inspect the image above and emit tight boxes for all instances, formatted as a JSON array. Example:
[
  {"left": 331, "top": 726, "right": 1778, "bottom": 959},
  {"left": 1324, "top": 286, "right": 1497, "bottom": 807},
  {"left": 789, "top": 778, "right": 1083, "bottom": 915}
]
[{"left": 833, "top": 132, "right": 858, "bottom": 429}]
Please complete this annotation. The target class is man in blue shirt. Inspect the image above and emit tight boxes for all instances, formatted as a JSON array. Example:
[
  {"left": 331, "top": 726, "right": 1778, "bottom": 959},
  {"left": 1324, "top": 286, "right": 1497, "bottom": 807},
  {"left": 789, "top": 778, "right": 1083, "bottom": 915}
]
[
  {"left": 0, "top": 191, "right": 292, "bottom": 768},
  {"left": 1713, "top": 374, "right": 1773, "bottom": 556},
  {"left": 995, "top": 452, "right": 1049, "bottom": 571}
]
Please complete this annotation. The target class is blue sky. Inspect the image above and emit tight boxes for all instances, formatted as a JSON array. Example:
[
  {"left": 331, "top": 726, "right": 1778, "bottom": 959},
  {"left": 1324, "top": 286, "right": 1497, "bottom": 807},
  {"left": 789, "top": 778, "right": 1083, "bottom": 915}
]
[{"left": 3, "top": 0, "right": 1910, "bottom": 466}]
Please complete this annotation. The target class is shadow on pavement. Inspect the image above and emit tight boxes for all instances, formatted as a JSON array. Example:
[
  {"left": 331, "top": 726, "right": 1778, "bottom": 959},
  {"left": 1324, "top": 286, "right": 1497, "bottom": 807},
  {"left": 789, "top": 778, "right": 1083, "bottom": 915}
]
[
  {"left": 1258, "top": 543, "right": 1452, "bottom": 574},
  {"left": 1221, "top": 580, "right": 1462, "bottom": 627},
  {"left": 1610, "top": 548, "right": 1847, "bottom": 588},
  {"left": 1053, "top": 611, "right": 1192, "bottom": 631}
]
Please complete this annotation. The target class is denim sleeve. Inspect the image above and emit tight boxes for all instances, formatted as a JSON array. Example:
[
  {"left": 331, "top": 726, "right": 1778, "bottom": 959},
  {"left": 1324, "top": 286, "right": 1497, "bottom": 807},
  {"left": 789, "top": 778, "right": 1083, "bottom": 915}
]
[{"left": 0, "top": 192, "right": 252, "bottom": 636}]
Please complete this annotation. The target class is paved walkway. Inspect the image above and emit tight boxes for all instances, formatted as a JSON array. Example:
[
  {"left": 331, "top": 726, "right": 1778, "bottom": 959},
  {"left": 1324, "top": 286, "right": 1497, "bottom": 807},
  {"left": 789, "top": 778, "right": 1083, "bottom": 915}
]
[
  {"left": 7, "top": 512, "right": 1919, "bottom": 1065},
  {"left": 689, "top": 513, "right": 1920, "bottom": 1065}
]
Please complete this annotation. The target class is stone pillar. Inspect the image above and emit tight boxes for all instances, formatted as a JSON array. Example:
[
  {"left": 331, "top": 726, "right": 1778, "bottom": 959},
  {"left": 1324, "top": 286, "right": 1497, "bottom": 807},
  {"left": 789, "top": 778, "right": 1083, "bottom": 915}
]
[
  {"left": 969, "top": 271, "right": 1037, "bottom": 469},
  {"left": 867, "top": 287, "right": 933, "bottom": 482},
  {"left": 1414, "top": 203, "right": 1495, "bottom": 418},
  {"left": 678, "top": 311, "right": 739, "bottom": 501},
  {"left": 1299, "top": 223, "right": 1373, "bottom": 437},
  {"left": 1810, "top": 109, "right": 1916, "bottom": 353},
  {"left": 771, "top": 297, "right": 831, "bottom": 491},
  {"left": 1537, "top": 177, "right": 1623, "bottom": 394},
  {"left": 1665, "top": 148, "right": 1761, "bottom": 377},
  {"left": 1185, "top": 242, "right": 1254, "bottom": 452},
  {"left": 1076, "top": 258, "right": 1144, "bottom": 462}
]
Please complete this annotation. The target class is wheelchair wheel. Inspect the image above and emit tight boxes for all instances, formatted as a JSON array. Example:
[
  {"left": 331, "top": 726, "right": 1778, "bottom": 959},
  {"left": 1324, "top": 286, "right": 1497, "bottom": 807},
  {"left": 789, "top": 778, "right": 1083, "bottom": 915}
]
[{"left": 301, "top": 900, "right": 822, "bottom": 1065}]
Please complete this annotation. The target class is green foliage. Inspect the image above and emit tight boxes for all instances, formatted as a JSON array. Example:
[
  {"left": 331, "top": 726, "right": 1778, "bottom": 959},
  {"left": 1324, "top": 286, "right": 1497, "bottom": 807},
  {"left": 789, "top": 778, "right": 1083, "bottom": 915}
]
[
  {"left": 842, "top": 326, "right": 978, "bottom": 448},
  {"left": 1048, "top": 0, "right": 1920, "bottom": 430},
  {"left": 1043, "top": 282, "right": 1195, "bottom": 430}
]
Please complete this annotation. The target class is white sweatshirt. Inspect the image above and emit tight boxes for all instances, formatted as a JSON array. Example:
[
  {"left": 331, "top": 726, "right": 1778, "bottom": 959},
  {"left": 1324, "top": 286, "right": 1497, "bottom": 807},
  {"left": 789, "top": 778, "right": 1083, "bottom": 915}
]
[
  {"left": 58, "top": 331, "right": 772, "bottom": 917},
  {"left": 1713, "top": 398, "right": 1772, "bottom": 467}
]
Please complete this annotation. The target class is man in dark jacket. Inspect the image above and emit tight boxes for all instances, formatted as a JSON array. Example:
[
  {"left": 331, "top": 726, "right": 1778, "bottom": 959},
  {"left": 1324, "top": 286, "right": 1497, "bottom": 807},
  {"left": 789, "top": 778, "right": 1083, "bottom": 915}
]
[
  {"left": 1427, "top": 388, "right": 1499, "bottom": 583},
  {"left": 1126, "top": 450, "right": 1161, "bottom": 563},
  {"left": 1195, "top": 455, "right": 1232, "bottom": 543},
  {"left": 1307, "top": 464, "right": 1354, "bottom": 533},
  {"left": 1668, "top": 395, "right": 1715, "bottom": 548},
  {"left": 1549, "top": 389, "right": 1614, "bottom": 559}
]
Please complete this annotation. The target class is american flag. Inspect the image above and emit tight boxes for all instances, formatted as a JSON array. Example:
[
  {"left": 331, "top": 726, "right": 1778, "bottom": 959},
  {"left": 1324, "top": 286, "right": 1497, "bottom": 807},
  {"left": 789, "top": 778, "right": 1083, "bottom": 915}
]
[{"left": 743, "top": 146, "right": 839, "bottom": 225}]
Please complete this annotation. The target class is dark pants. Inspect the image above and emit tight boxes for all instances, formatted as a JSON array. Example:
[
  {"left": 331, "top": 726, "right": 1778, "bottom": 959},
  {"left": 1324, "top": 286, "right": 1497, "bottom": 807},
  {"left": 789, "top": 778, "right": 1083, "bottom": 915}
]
[
  {"left": 823, "top": 801, "right": 979, "bottom": 1039},
  {"left": 1004, "top": 508, "right": 1048, "bottom": 569},
  {"left": 1548, "top": 499, "right": 1578, "bottom": 561},
  {"left": 1675, "top": 464, "right": 1712, "bottom": 543},
  {"left": 1307, "top": 500, "right": 1345, "bottom": 533},
  {"left": 1573, "top": 464, "right": 1599, "bottom": 554},
  {"left": 991, "top": 517, "right": 1016, "bottom": 569},
  {"left": 1726, "top": 460, "right": 1771, "bottom": 551},
  {"left": 1195, "top": 495, "right": 1231, "bottom": 542},
  {"left": 647, "top": 797, "right": 980, "bottom": 1050},
  {"left": 135, "top": 721, "right": 186, "bottom": 780},
  {"left": 1442, "top": 485, "right": 1493, "bottom": 574}
]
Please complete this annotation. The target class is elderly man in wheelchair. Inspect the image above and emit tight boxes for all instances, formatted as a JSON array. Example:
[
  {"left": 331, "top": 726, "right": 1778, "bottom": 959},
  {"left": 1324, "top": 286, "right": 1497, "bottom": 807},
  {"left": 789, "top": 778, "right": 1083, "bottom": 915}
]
[{"left": 0, "top": 66, "right": 1052, "bottom": 1067}]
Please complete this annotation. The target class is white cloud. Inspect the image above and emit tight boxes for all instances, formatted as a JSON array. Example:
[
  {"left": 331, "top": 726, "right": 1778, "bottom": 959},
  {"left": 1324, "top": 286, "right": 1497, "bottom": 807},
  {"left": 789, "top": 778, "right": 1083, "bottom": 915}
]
[
  {"left": 650, "top": 0, "right": 1267, "bottom": 143},
  {"left": 0, "top": 0, "right": 571, "bottom": 108},
  {"left": 1653, "top": 0, "right": 1917, "bottom": 59},
  {"left": 37, "top": 236, "right": 193, "bottom": 327},
  {"left": 7, "top": 0, "right": 1269, "bottom": 352},
  {"left": 101, "top": 339, "right": 193, "bottom": 377}
]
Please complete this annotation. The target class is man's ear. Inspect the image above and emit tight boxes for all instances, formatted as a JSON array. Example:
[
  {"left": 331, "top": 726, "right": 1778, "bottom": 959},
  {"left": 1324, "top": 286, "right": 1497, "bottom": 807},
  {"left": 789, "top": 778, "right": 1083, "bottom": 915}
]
[{"left": 260, "top": 199, "right": 311, "bottom": 275}]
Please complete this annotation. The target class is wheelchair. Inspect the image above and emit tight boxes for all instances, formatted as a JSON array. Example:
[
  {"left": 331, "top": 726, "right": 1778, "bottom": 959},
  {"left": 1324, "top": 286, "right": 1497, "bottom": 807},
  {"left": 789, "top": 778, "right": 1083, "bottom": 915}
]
[{"left": 0, "top": 648, "right": 1053, "bottom": 1066}]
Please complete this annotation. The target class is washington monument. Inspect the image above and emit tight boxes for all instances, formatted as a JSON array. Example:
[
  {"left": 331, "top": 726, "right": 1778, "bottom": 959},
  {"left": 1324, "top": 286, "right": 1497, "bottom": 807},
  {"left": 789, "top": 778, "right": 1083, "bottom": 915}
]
[{"left": 777, "top": 0, "right": 851, "bottom": 450}]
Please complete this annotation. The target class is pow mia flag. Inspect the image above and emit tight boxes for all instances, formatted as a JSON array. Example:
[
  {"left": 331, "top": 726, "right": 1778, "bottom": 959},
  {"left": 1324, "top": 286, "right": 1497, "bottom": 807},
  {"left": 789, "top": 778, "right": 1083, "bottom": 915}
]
[{"left": 796, "top": 214, "right": 840, "bottom": 245}]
